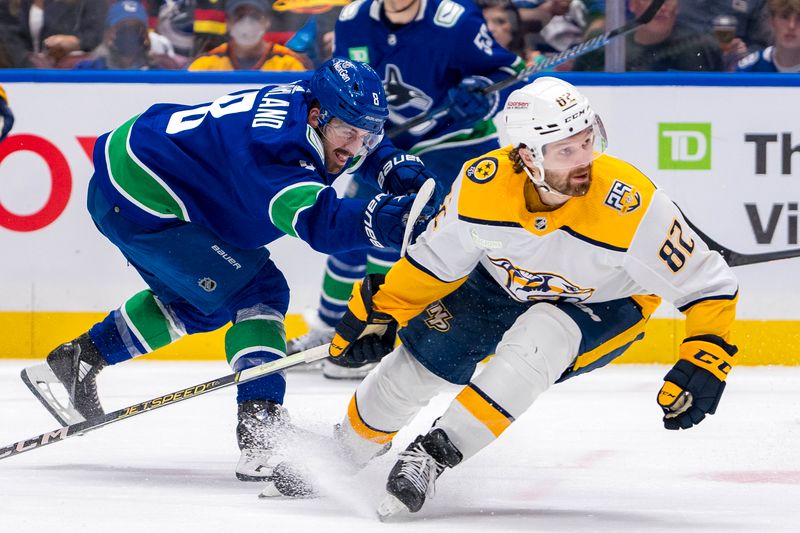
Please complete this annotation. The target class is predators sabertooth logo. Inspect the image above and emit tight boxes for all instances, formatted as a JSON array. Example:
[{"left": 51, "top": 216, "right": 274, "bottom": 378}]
[
  {"left": 424, "top": 301, "right": 453, "bottom": 332},
  {"left": 488, "top": 257, "right": 595, "bottom": 303}
]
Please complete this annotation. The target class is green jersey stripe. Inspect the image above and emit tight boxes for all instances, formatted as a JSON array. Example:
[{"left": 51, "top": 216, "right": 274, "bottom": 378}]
[
  {"left": 225, "top": 319, "right": 286, "bottom": 366},
  {"left": 105, "top": 116, "right": 190, "bottom": 221},
  {"left": 268, "top": 182, "right": 325, "bottom": 237}
]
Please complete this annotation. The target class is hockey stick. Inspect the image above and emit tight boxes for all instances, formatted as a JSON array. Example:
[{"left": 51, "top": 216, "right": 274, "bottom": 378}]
[
  {"left": 1, "top": 344, "right": 330, "bottom": 461},
  {"left": 387, "top": 0, "right": 666, "bottom": 138},
  {"left": 401, "top": 177, "right": 436, "bottom": 256},
  {"left": 681, "top": 212, "right": 800, "bottom": 267}
]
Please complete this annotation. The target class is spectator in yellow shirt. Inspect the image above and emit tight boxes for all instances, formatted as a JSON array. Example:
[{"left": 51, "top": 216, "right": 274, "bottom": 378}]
[{"left": 188, "top": 0, "right": 307, "bottom": 71}]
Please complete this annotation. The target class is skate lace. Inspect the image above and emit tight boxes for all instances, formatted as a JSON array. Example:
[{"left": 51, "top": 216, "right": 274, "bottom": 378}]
[{"left": 396, "top": 444, "right": 444, "bottom": 499}]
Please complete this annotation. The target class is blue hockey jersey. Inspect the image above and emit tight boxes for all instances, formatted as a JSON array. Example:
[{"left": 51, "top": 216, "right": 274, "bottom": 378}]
[
  {"left": 737, "top": 46, "right": 800, "bottom": 72},
  {"left": 92, "top": 81, "right": 374, "bottom": 253},
  {"left": 334, "top": 0, "right": 523, "bottom": 152}
]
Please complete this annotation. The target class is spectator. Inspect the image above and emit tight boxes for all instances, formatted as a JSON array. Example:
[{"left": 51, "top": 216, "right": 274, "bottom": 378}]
[
  {"left": 513, "top": 0, "right": 588, "bottom": 54},
  {"left": 18, "top": 0, "right": 107, "bottom": 67},
  {"left": 573, "top": 0, "right": 724, "bottom": 71},
  {"left": 190, "top": 0, "right": 342, "bottom": 61},
  {"left": 738, "top": 0, "right": 800, "bottom": 72},
  {"left": 678, "top": 0, "right": 772, "bottom": 55},
  {"left": 0, "top": 1, "right": 30, "bottom": 67},
  {"left": 188, "top": 0, "right": 307, "bottom": 70},
  {"left": 477, "top": 0, "right": 527, "bottom": 57},
  {"left": 74, "top": 1, "right": 179, "bottom": 69}
]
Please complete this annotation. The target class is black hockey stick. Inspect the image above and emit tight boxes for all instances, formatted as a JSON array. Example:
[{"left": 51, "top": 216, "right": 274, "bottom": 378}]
[
  {"left": 682, "top": 212, "right": 800, "bottom": 267},
  {"left": 0, "top": 344, "right": 330, "bottom": 461},
  {"left": 387, "top": 0, "right": 666, "bottom": 138}
]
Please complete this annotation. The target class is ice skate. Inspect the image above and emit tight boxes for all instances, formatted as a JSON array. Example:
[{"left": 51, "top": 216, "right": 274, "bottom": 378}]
[
  {"left": 321, "top": 358, "right": 377, "bottom": 380},
  {"left": 286, "top": 310, "right": 335, "bottom": 357},
  {"left": 20, "top": 333, "right": 107, "bottom": 425},
  {"left": 236, "top": 400, "right": 293, "bottom": 481},
  {"left": 377, "top": 429, "right": 462, "bottom": 519}
]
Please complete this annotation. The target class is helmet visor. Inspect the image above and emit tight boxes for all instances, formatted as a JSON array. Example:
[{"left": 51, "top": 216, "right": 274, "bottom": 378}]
[
  {"left": 321, "top": 119, "right": 383, "bottom": 158},
  {"left": 540, "top": 116, "right": 608, "bottom": 171}
]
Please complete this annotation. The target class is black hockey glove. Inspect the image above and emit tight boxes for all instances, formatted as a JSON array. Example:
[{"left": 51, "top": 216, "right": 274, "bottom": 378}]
[
  {"left": 329, "top": 273, "right": 398, "bottom": 367},
  {"left": 657, "top": 335, "right": 737, "bottom": 430}
]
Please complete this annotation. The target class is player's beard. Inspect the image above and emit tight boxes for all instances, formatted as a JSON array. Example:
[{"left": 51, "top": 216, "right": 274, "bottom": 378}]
[{"left": 544, "top": 164, "right": 593, "bottom": 197}]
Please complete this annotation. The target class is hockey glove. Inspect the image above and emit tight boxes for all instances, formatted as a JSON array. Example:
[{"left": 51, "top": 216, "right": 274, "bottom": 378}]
[
  {"left": 329, "top": 274, "right": 398, "bottom": 366},
  {"left": 363, "top": 193, "right": 434, "bottom": 250},
  {"left": 376, "top": 148, "right": 443, "bottom": 200},
  {"left": 0, "top": 94, "right": 14, "bottom": 142},
  {"left": 446, "top": 76, "right": 499, "bottom": 128},
  {"left": 657, "top": 335, "right": 738, "bottom": 430}
]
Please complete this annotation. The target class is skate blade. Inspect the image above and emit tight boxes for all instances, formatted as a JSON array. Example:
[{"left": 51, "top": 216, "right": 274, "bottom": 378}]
[
  {"left": 20, "top": 364, "right": 86, "bottom": 427},
  {"left": 377, "top": 493, "right": 409, "bottom": 521}
]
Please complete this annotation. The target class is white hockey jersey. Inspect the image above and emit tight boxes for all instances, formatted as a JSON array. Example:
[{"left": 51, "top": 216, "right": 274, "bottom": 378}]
[{"left": 374, "top": 146, "right": 739, "bottom": 345}]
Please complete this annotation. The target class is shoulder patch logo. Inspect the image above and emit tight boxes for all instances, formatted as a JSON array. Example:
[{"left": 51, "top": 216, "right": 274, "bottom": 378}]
[
  {"left": 348, "top": 46, "right": 369, "bottom": 63},
  {"left": 466, "top": 157, "right": 498, "bottom": 183},
  {"left": 604, "top": 180, "right": 641, "bottom": 214},
  {"left": 434, "top": 0, "right": 465, "bottom": 28}
]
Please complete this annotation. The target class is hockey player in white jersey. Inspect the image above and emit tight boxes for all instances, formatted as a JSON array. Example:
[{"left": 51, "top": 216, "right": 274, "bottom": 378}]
[{"left": 326, "top": 77, "right": 740, "bottom": 517}]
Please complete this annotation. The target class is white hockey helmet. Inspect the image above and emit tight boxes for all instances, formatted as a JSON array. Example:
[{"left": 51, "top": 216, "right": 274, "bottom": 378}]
[{"left": 503, "top": 77, "right": 607, "bottom": 188}]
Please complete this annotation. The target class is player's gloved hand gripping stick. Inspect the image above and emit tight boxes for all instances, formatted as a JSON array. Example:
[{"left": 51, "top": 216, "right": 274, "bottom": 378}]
[{"left": 328, "top": 179, "right": 436, "bottom": 366}]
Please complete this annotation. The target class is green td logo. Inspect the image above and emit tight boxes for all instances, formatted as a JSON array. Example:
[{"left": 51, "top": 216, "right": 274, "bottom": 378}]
[
  {"left": 348, "top": 47, "right": 370, "bottom": 63},
  {"left": 658, "top": 123, "right": 712, "bottom": 170}
]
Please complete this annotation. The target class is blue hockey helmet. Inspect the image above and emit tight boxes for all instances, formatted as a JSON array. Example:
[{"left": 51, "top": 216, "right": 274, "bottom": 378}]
[{"left": 310, "top": 57, "right": 389, "bottom": 135}]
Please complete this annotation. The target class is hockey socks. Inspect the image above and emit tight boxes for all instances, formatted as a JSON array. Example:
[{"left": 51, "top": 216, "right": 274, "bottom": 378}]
[{"left": 226, "top": 312, "right": 288, "bottom": 404}]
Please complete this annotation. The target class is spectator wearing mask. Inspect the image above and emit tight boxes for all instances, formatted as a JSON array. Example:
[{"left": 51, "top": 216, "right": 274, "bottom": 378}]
[
  {"left": 738, "top": 0, "right": 800, "bottom": 71},
  {"left": 188, "top": 0, "right": 306, "bottom": 71},
  {"left": 74, "top": 0, "right": 179, "bottom": 70},
  {"left": 573, "top": 0, "right": 724, "bottom": 71},
  {"left": 19, "top": 0, "right": 107, "bottom": 67}
]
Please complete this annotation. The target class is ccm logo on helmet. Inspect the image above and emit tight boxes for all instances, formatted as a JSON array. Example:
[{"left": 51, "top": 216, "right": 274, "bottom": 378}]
[{"left": 564, "top": 108, "right": 588, "bottom": 123}]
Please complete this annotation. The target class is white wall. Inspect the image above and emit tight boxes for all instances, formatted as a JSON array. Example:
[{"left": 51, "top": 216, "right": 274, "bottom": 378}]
[{"left": 1, "top": 80, "right": 798, "bottom": 319}]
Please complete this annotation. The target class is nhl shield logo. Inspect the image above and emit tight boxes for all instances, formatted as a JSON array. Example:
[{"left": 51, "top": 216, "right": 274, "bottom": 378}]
[
  {"left": 198, "top": 277, "right": 217, "bottom": 292},
  {"left": 535, "top": 217, "right": 547, "bottom": 230}
]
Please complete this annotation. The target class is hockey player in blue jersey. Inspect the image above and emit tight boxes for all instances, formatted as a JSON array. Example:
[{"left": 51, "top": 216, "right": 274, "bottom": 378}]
[
  {"left": 737, "top": 0, "right": 800, "bottom": 73},
  {"left": 20, "top": 58, "right": 434, "bottom": 483},
  {"left": 287, "top": 0, "right": 526, "bottom": 379}
]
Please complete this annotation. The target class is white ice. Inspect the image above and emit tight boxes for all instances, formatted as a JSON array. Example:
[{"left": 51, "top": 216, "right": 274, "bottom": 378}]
[{"left": 2, "top": 360, "right": 799, "bottom": 533}]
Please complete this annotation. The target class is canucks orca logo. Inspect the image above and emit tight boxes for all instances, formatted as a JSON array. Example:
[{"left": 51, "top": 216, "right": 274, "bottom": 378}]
[
  {"left": 383, "top": 64, "right": 433, "bottom": 128},
  {"left": 488, "top": 257, "right": 595, "bottom": 303}
]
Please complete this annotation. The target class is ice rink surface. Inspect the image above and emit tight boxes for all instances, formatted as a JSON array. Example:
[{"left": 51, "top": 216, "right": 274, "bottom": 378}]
[{"left": 2, "top": 359, "right": 799, "bottom": 533}]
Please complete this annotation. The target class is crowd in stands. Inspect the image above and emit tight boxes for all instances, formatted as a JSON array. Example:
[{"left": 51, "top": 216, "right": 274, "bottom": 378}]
[{"left": 0, "top": 0, "right": 797, "bottom": 72}]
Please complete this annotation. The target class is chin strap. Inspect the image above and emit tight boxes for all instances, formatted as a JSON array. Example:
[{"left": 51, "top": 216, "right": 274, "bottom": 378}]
[{"left": 521, "top": 151, "right": 573, "bottom": 203}]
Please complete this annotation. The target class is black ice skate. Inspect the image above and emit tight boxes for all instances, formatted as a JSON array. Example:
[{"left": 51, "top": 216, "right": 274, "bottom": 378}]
[
  {"left": 236, "top": 399, "right": 297, "bottom": 483},
  {"left": 20, "top": 333, "right": 107, "bottom": 425},
  {"left": 377, "top": 428, "right": 463, "bottom": 520}
]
